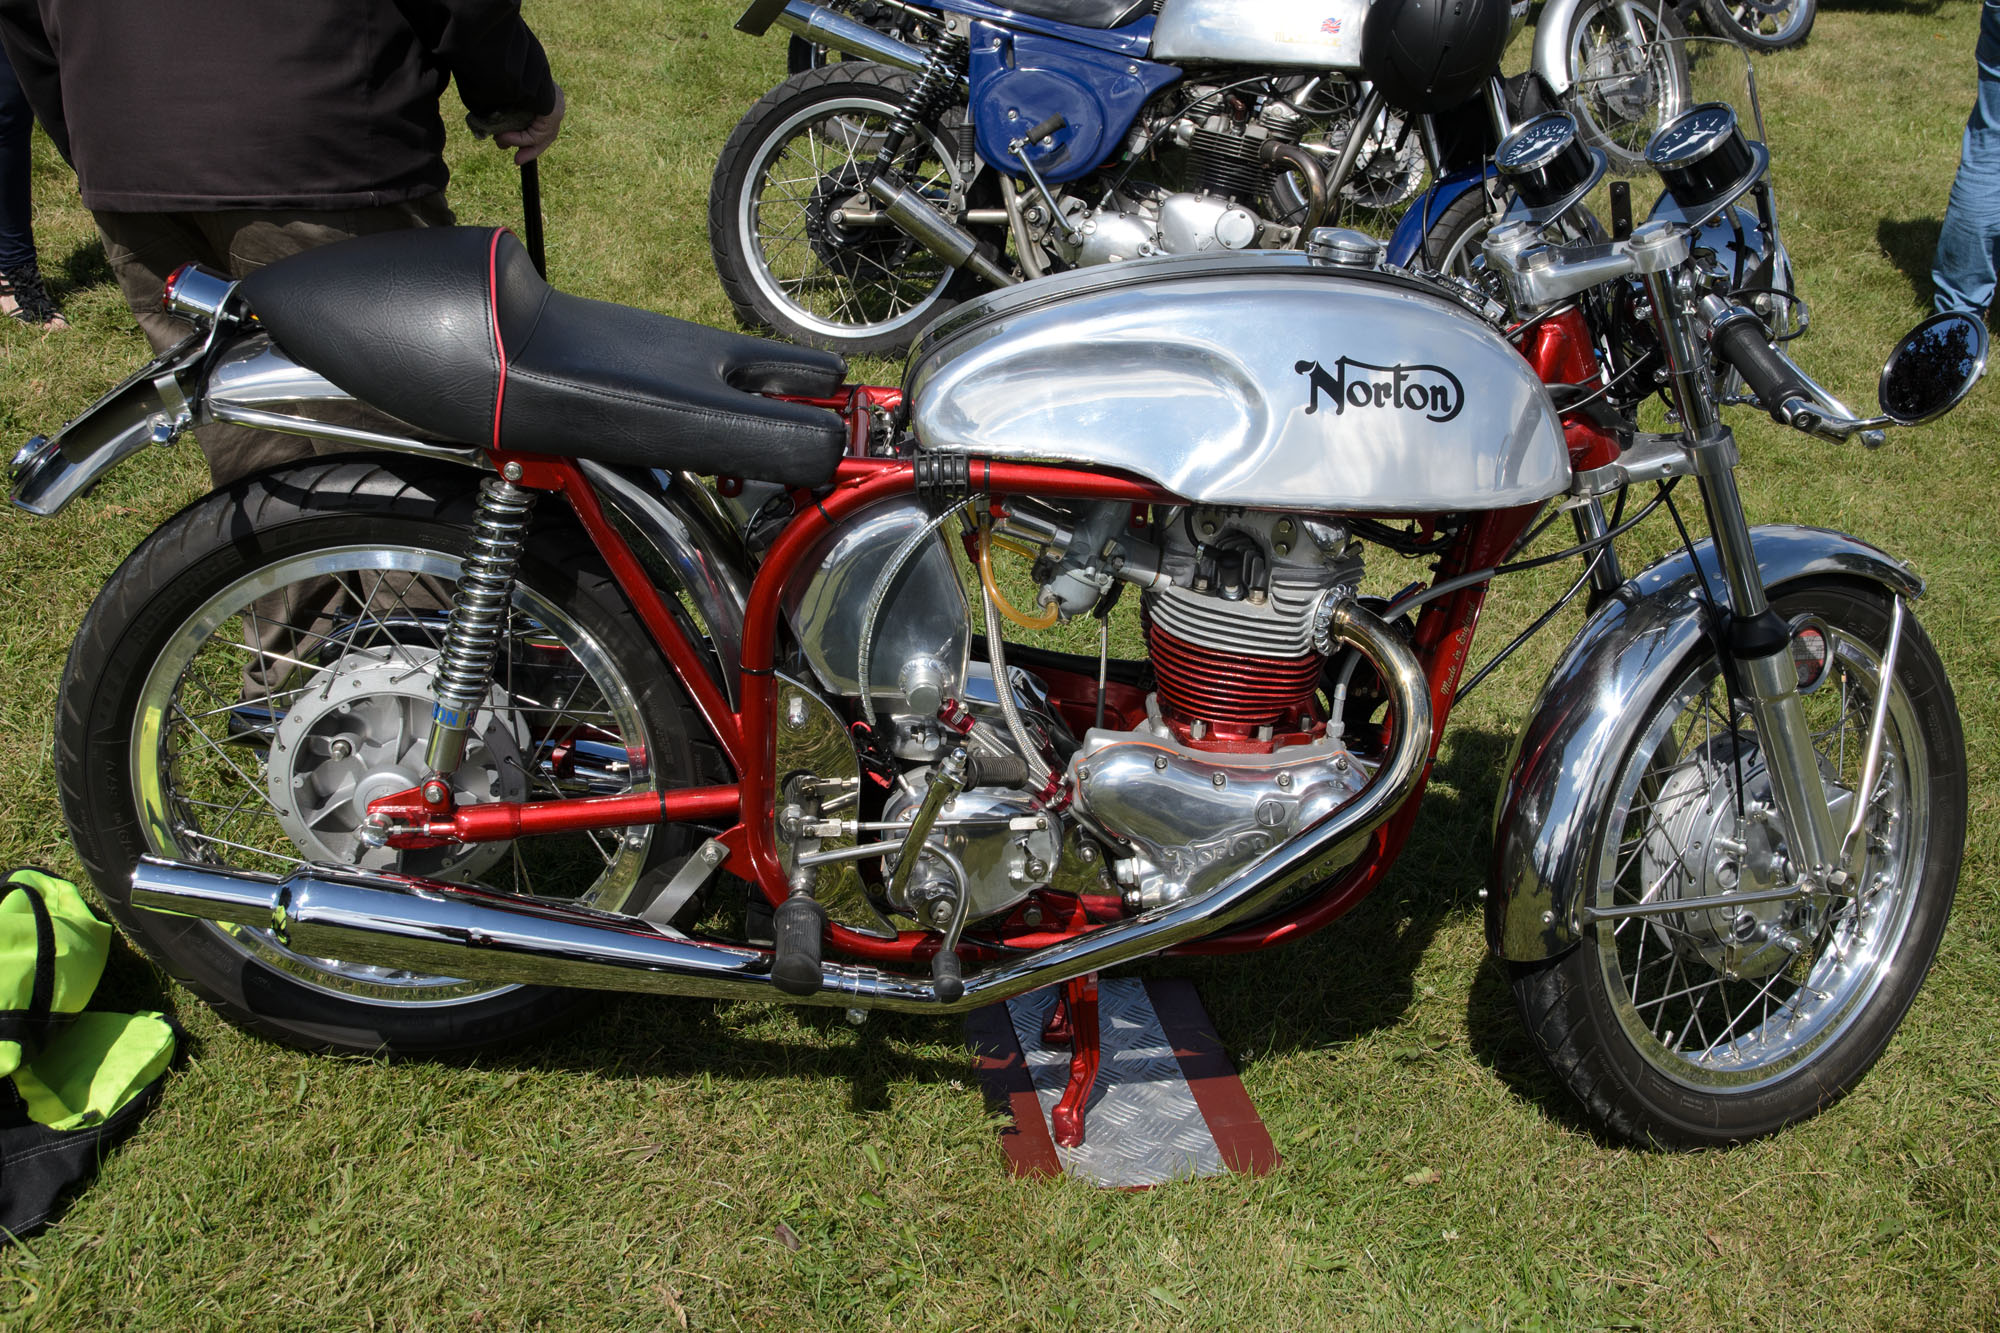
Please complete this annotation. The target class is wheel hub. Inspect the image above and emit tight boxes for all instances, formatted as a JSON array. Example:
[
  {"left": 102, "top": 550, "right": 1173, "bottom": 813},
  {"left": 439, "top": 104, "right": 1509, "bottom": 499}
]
[
  {"left": 1637, "top": 740, "right": 1800, "bottom": 979},
  {"left": 807, "top": 167, "right": 918, "bottom": 280},
  {"left": 265, "top": 651, "right": 528, "bottom": 878},
  {"left": 1581, "top": 38, "right": 1659, "bottom": 124}
]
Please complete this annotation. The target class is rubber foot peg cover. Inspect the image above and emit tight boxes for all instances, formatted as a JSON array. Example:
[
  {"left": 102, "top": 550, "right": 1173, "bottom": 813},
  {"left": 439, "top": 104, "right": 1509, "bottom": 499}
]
[
  {"left": 770, "top": 895, "right": 828, "bottom": 997},
  {"left": 930, "top": 948, "right": 964, "bottom": 1003}
]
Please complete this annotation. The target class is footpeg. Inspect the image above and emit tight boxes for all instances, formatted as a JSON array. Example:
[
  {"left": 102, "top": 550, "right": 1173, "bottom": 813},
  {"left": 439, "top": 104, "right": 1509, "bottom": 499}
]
[
  {"left": 770, "top": 892, "right": 828, "bottom": 996},
  {"left": 930, "top": 945, "right": 964, "bottom": 1004}
]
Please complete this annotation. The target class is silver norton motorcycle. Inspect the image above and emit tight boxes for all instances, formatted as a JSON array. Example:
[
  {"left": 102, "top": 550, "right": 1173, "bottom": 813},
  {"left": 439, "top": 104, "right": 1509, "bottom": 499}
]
[{"left": 9, "top": 98, "right": 1982, "bottom": 1149}]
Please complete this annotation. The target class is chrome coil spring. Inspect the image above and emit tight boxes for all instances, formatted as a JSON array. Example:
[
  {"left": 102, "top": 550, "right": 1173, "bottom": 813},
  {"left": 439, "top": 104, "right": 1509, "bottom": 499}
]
[
  {"left": 424, "top": 475, "right": 536, "bottom": 775},
  {"left": 870, "top": 32, "right": 968, "bottom": 177}
]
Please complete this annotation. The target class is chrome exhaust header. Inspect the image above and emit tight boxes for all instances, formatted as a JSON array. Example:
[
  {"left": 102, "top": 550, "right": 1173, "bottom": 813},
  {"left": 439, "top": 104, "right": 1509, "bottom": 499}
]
[{"left": 131, "top": 602, "right": 1429, "bottom": 1012}]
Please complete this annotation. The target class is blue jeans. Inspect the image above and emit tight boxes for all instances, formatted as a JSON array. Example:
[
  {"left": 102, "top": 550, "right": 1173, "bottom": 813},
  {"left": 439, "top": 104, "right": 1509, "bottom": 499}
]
[
  {"left": 1933, "top": 0, "right": 2000, "bottom": 314},
  {"left": 0, "top": 51, "right": 34, "bottom": 273}
]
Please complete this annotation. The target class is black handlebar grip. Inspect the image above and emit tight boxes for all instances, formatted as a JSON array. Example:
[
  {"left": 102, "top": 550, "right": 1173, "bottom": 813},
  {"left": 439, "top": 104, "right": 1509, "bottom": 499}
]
[
  {"left": 930, "top": 946, "right": 964, "bottom": 1004},
  {"left": 1711, "top": 313, "right": 1816, "bottom": 423},
  {"left": 1024, "top": 114, "right": 1068, "bottom": 144},
  {"left": 770, "top": 894, "right": 828, "bottom": 996}
]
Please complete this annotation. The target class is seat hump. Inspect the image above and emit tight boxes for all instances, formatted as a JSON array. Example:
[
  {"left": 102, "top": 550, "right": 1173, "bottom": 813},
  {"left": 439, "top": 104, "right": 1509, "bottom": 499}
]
[{"left": 240, "top": 227, "right": 850, "bottom": 486}]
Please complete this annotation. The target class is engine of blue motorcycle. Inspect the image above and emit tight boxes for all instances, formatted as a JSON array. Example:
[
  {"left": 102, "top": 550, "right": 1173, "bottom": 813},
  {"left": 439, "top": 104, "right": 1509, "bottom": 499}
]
[{"left": 775, "top": 495, "right": 1376, "bottom": 935}]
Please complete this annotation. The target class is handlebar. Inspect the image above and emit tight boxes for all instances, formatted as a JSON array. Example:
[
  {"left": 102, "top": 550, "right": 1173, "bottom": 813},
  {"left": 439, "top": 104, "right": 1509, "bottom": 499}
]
[{"left": 1701, "top": 298, "right": 1887, "bottom": 447}]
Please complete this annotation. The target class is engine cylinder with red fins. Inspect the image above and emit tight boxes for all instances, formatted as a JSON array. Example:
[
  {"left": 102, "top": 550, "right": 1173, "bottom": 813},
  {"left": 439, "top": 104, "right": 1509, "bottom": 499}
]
[{"left": 1145, "top": 619, "right": 1323, "bottom": 752}]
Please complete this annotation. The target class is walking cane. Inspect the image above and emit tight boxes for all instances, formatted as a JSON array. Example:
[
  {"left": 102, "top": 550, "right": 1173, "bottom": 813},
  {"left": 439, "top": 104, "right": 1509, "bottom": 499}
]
[
  {"left": 519, "top": 159, "right": 547, "bottom": 278},
  {"left": 467, "top": 109, "right": 549, "bottom": 279}
]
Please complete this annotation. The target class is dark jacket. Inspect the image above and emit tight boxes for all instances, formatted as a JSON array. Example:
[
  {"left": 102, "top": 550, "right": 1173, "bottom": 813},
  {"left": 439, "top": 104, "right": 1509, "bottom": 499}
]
[{"left": 0, "top": 0, "right": 556, "bottom": 211}]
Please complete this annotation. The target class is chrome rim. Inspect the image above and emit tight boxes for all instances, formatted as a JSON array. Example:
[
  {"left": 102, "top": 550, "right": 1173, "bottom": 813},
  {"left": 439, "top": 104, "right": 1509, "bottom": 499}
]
[
  {"left": 1591, "top": 622, "right": 1928, "bottom": 1090},
  {"left": 132, "top": 545, "right": 659, "bottom": 1006},
  {"left": 737, "top": 93, "right": 968, "bottom": 343},
  {"left": 1715, "top": 0, "right": 1810, "bottom": 46},
  {"left": 1567, "top": 3, "right": 1687, "bottom": 167}
]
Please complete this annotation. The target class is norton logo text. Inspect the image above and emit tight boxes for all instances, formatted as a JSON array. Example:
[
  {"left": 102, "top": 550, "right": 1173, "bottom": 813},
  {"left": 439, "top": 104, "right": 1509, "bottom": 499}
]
[{"left": 1295, "top": 356, "right": 1464, "bottom": 424}]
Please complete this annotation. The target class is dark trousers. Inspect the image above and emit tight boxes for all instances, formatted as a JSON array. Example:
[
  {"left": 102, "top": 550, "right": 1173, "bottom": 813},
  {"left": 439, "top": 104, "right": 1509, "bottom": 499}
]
[
  {"left": 0, "top": 51, "right": 33, "bottom": 273},
  {"left": 93, "top": 193, "right": 455, "bottom": 486}
]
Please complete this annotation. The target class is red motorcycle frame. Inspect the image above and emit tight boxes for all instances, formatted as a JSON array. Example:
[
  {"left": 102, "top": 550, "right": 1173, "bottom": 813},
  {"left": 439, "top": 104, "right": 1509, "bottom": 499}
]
[{"left": 366, "top": 308, "right": 1613, "bottom": 971}]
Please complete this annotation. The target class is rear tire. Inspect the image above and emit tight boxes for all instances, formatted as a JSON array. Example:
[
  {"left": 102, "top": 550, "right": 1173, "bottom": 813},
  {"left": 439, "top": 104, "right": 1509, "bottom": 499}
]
[
  {"left": 55, "top": 460, "right": 717, "bottom": 1055},
  {"left": 1511, "top": 581, "right": 1964, "bottom": 1146},
  {"left": 1697, "top": 0, "right": 1814, "bottom": 51}
]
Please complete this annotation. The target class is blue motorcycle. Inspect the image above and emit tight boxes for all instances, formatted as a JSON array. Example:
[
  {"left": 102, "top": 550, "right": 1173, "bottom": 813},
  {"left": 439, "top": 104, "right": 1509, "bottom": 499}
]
[{"left": 715, "top": 0, "right": 1534, "bottom": 353}]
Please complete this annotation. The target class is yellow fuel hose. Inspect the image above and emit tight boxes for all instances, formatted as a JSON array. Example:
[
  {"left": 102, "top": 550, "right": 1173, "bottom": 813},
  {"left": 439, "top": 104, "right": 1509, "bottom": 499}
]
[{"left": 978, "top": 521, "right": 1060, "bottom": 631}]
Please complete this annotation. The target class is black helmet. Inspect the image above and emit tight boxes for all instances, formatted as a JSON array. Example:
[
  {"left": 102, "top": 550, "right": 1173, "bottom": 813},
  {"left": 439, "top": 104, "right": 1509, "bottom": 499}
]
[{"left": 1361, "top": 0, "right": 1512, "bottom": 114}]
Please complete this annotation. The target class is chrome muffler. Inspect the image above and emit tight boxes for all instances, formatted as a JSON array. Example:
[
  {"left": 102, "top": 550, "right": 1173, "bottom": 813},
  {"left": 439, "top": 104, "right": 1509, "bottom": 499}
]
[
  {"left": 740, "top": 0, "right": 931, "bottom": 76},
  {"left": 131, "top": 601, "right": 1429, "bottom": 1012}
]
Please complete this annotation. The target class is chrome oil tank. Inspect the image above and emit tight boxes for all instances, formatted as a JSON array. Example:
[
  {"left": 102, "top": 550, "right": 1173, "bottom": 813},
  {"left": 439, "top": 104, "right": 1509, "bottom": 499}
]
[
  {"left": 1150, "top": 0, "right": 1370, "bottom": 69},
  {"left": 906, "top": 252, "right": 1569, "bottom": 512},
  {"left": 781, "top": 496, "right": 970, "bottom": 709}
]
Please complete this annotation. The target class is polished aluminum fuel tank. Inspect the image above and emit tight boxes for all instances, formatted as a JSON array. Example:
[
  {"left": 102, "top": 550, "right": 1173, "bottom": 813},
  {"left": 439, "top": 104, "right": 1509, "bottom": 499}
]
[
  {"left": 906, "top": 252, "right": 1570, "bottom": 512},
  {"left": 1150, "top": 0, "right": 1370, "bottom": 69}
]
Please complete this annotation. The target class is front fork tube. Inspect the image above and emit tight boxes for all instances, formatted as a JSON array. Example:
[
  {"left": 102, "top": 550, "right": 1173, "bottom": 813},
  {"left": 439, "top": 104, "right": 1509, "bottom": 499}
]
[{"left": 1643, "top": 267, "right": 1843, "bottom": 886}]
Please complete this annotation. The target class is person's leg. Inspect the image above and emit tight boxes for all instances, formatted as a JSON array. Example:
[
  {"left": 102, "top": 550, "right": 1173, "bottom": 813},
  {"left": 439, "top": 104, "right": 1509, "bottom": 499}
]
[
  {"left": 1933, "top": 0, "right": 2000, "bottom": 314},
  {"left": 0, "top": 53, "right": 63, "bottom": 327}
]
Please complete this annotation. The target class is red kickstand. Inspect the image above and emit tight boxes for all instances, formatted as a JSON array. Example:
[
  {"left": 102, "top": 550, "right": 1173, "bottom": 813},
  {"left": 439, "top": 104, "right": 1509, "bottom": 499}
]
[
  {"left": 1041, "top": 990, "right": 1073, "bottom": 1046},
  {"left": 1049, "top": 973, "right": 1101, "bottom": 1149}
]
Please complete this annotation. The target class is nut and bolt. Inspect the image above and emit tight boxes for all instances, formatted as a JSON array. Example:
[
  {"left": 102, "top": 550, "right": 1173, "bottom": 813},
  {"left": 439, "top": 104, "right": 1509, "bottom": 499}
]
[
  {"left": 1154, "top": 754, "right": 1169, "bottom": 771},
  {"left": 1211, "top": 771, "right": 1227, "bottom": 788},
  {"left": 783, "top": 695, "right": 809, "bottom": 730},
  {"left": 502, "top": 461, "right": 523, "bottom": 482},
  {"left": 329, "top": 738, "right": 353, "bottom": 761},
  {"left": 1276, "top": 771, "right": 1294, "bottom": 790},
  {"left": 422, "top": 779, "right": 450, "bottom": 805}
]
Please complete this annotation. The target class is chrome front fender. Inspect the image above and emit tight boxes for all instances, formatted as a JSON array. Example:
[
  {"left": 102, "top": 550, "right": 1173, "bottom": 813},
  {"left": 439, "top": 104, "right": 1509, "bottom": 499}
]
[
  {"left": 1486, "top": 525, "right": 1921, "bottom": 961},
  {"left": 1532, "top": 0, "right": 1589, "bottom": 97}
]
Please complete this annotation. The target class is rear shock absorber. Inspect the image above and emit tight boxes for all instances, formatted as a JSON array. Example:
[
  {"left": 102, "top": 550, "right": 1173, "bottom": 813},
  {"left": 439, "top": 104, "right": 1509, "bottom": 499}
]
[
  {"left": 867, "top": 30, "right": 969, "bottom": 184},
  {"left": 860, "top": 29, "right": 1015, "bottom": 289},
  {"left": 424, "top": 475, "right": 536, "bottom": 779}
]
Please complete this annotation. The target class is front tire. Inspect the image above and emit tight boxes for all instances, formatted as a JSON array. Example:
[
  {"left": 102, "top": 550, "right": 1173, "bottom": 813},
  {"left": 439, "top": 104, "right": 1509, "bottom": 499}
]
[
  {"left": 708, "top": 63, "right": 997, "bottom": 356},
  {"left": 1561, "top": 0, "right": 1692, "bottom": 171},
  {"left": 1512, "top": 581, "right": 1964, "bottom": 1146},
  {"left": 55, "top": 460, "right": 714, "bottom": 1055}
]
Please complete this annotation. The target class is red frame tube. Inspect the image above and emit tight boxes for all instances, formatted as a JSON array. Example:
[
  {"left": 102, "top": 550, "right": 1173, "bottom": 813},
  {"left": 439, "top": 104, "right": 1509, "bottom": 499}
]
[{"left": 459, "top": 413, "right": 1553, "bottom": 966}]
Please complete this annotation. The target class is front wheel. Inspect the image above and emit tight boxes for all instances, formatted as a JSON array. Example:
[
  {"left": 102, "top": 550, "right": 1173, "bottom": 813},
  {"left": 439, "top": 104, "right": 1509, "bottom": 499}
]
[
  {"left": 1698, "top": 0, "right": 1815, "bottom": 51},
  {"left": 55, "top": 460, "right": 715, "bottom": 1055},
  {"left": 1512, "top": 580, "right": 1965, "bottom": 1147},
  {"left": 1560, "top": 0, "right": 1692, "bottom": 171},
  {"left": 708, "top": 63, "right": 998, "bottom": 356}
]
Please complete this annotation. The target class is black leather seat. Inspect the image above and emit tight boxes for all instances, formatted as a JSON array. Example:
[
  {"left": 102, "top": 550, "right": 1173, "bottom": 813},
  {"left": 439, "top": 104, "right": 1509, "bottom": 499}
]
[
  {"left": 239, "top": 227, "right": 850, "bottom": 487},
  {"left": 1001, "top": 0, "right": 1156, "bottom": 30}
]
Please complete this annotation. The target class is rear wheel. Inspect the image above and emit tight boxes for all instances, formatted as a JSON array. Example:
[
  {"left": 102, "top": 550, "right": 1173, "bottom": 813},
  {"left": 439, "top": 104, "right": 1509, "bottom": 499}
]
[
  {"left": 55, "top": 460, "right": 715, "bottom": 1055},
  {"left": 1512, "top": 581, "right": 1964, "bottom": 1146},
  {"left": 1698, "top": 0, "right": 1814, "bottom": 51}
]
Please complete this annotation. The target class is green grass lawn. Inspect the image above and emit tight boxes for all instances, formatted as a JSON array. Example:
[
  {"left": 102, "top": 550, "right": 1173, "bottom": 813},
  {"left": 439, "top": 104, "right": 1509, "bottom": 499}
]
[{"left": 2, "top": 2, "right": 1998, "bottom": 1329}]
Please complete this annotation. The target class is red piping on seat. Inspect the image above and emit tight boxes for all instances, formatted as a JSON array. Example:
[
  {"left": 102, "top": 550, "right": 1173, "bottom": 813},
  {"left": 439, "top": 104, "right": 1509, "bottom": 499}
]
[{"left": 487, "top": 227, "right": 510, "bottom": 450}]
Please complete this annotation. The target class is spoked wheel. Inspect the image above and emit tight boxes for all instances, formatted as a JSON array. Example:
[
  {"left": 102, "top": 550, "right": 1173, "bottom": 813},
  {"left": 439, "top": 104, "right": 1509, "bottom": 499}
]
[
  {"left": 1513, "top": 581, "right": 1965, "bottom": 1146},
  {"left": 709, "top": 63, "right": 997, "bottom": 355},
  {"left": 1698, "top": 0, "right": 1815, "bottom": 51},
  {"left": 1562, "top": 0, "right": 1692, "bottom": 170},
  {"left": 56, "top": 461, "right": 716, "bottom": 1054}
]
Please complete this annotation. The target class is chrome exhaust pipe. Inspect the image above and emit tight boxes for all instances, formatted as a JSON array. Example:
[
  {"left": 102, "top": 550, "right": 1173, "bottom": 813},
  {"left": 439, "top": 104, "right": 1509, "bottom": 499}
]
[
  {"left": 762, "top": 1, "right": 931, "bottom": 76},
  {"left": 131, "top": 602, "right": 1428, "bottom": 1012}
]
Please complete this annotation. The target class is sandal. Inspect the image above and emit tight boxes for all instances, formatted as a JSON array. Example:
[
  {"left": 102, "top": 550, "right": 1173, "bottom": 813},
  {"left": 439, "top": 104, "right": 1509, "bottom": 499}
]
[{"left": 0, "top": 259, "right": 68, "bottom": 328}]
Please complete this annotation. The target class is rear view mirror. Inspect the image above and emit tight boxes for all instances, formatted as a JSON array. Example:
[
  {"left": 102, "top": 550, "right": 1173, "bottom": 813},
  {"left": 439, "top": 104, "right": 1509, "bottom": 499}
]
[{"left": 1878, "top": 312, "right": 1987, "bottom": 425}]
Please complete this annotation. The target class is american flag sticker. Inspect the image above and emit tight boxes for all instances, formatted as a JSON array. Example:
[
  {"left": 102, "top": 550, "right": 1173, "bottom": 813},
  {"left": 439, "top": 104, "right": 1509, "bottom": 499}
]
[{"left": 1320, "top": 16, "right": 1342, "bottom": 33}]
